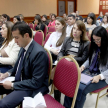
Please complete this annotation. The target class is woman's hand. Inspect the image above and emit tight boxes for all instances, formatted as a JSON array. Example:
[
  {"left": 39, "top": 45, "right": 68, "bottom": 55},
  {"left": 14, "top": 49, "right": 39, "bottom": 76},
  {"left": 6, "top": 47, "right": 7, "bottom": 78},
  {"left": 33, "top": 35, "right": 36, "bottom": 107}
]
[
  {"left": 50, "top": 49, "right": 59, "bottom": 55},
  {"left": 80, "top": 65, "right": 85, "bottom": 72},
  {"left": 0, "top": 72, "right": 9, "bottom": 81},
  {"left": 91, "top": 75, "right": 101, "bottom": 83}
]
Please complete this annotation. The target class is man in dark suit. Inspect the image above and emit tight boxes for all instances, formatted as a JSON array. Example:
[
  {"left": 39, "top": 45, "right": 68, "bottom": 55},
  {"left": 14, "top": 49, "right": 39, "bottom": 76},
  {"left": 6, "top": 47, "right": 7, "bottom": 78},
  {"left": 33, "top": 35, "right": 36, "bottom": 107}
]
[{"left": 0, "top": 22, "right": 49, "bottom": 108}]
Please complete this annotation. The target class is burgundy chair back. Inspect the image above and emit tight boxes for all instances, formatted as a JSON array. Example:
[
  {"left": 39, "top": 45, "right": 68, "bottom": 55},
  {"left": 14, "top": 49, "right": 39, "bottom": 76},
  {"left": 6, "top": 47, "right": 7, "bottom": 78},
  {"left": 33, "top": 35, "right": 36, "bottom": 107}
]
[
  {"left": 53, "top": 58, "right": 80, "bottom": 97},
  {"left": 44, "top": 26, "right": 48, "bottom": 38},
  {"left": 28, "top": 23, "right": 34, "bottom": 30},
  {"left": 33, "top": 24, "right": 37, "bottom": 31},
  {"left": 43, "top": 32, "right": 52, "bottom": 46},
  {"left": 34, "top": 31, "right": 44, "bottom": 46},
  {"left": 48, "top": 27, "right": 56, "bottom": 33}
]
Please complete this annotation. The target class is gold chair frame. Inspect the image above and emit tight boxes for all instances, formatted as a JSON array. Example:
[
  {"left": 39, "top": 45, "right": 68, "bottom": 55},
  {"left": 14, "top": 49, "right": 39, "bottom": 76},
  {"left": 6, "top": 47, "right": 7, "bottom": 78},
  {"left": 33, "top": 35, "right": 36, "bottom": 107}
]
[{"left": 50, "top": 56, "right": 81, "bottom": 108}]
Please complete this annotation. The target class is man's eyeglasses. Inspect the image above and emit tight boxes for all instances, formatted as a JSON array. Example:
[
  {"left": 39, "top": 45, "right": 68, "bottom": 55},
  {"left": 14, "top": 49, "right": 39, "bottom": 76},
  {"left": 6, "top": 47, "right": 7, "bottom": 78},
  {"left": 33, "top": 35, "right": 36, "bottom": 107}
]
[{"left": 93, "top": 39, "right": 101, "bottom": 43}]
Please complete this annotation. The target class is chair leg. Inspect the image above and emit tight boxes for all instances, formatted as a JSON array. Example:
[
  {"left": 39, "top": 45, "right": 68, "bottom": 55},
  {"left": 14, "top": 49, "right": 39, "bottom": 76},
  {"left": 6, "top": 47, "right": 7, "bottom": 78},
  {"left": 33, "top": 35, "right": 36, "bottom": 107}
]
[
  {"left": 54, "top": 90, "right": 61, "bottom": 103},
  {"left": 95, "top": 92, "right": 100, "bottom": 108}
]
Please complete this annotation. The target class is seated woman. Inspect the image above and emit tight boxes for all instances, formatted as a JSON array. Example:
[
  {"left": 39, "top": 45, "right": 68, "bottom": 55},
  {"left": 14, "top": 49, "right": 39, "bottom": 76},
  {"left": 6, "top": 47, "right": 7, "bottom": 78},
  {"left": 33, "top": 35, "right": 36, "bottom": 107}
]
[
  {"left": 0, "top": 21, "right": 20, "bottom": 73},
  {"left": 42, "top": 15, "right": 49, "bottom": 26},
  {"left": 35, "top": 14, "right": 45, "bottom": 32},
  {"left": 44, "top": 17, "right": 66, "bottom": 63},
  {"left": 101, "top": 15, "right": 108, "bottom": 29},
  {"left": 55, "top": 20, "right": 90, "bottom": 102},
  {"left": 13, "top": 16, "right": 21, "bottom": 24},
  {"left": 1, "top": 14, "right": 10, "bottom": 23},
  {"left": 64, "top": 26, "right": 108, "bottom": 108},
  {"left": 48, "top": 14, "right": 56, "bottom": 27},
  {"left": 85, "top": 13, "right": 96, "bottom": 39}
]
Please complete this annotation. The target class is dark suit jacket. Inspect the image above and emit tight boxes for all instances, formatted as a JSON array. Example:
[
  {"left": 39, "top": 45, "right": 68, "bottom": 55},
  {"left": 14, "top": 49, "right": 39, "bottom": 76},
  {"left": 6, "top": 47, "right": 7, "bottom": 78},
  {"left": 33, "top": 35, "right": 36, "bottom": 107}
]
[
  {"left": 58, "top": 37, "right": 90, "bottom": 66},
  {"left": 9, "top": 40, "right": 49, "bottom": 96}
]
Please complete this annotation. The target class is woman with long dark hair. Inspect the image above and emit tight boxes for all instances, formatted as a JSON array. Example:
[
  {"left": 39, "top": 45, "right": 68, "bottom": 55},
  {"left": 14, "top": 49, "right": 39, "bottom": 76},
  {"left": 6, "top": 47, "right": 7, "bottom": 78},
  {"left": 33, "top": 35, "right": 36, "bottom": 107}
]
[
  {"left": 64, "top": 26, "right": 108, "bottom": 108},
  {"left": 85, "top": 13, "right": 96, "bottom": 39},
  {"left": 0, "top": 21, "right": 20, "bottom": 73},
  {"left": 35, "top": 14, "right": 45, "bottom": 32}
]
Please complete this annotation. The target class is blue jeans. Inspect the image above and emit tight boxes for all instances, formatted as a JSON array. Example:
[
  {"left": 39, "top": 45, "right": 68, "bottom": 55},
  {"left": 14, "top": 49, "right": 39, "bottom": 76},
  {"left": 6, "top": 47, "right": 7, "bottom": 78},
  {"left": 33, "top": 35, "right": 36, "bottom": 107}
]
[{"left": 64, "top": 80, "right": 107, "bottom": 108}]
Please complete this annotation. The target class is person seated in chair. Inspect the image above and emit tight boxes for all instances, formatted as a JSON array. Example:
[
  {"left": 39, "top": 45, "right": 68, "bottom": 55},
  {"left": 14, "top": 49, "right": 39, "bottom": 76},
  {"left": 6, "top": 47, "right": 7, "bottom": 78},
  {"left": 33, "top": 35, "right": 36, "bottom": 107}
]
[
  {"left": 35, "top": 14, "right": 45, "bottom": 32},
  {"left": 64, "top": 26, "right": 108, "bottom": 108},
  {"left": 0, "top": 21, "right": 20, "bottom": 73},
  {"left": 0, "top": 22, "right": 49, "bottom": 108},
  {"left": 13, "top": 16, "right": 21, "bottom": 24},
  {"left": 54, "top": 20, "right": 90, "bottom": 103},
  {"left": 44, "top": 17, "right": 67, "bottom": 63}
]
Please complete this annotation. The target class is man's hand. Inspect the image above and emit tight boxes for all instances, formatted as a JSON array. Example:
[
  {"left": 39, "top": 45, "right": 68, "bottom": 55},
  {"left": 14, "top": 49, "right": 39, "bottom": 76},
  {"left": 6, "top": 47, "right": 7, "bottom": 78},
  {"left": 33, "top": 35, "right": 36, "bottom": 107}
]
[
  {"left": 91, "top": 75, "right": 101, "bottom": 83},
  {"left": 3, "top": 81, "right": 12, "bottom": 89},
  {"left": 0, "top": 72, "right": 9, "bottom": 81}
]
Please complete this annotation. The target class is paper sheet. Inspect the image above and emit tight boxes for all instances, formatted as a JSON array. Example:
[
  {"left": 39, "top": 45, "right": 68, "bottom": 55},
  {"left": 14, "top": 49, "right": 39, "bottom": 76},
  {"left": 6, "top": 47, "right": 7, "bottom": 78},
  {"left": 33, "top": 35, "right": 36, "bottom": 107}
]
[{"left": 0, "top": 77, "right": 15, "bottom": 83}]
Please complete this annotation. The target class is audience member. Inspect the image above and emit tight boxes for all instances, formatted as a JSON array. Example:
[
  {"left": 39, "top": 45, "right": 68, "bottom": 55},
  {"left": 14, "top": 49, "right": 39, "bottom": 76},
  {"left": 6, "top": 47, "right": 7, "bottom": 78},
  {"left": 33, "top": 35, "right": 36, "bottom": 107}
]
[
  {"left": 63, "top": 13, "right": 67, "bottom": 22},
  {"left": 66, "top": 14, "right": 76, "bottom": 37},
  {"left": 85, "top": 13, "right": 96, "bottom": 39},
  {"left": 0, "top": 21, "right": 20, "bottom": 73},
  {"left": 18, "top": 14, "right": 25, "bottom": 23},
  {"left": 64, "top": 26, "right": 108, "bottom": 108},
  {"left": 2, "top": 14, "right": 10, "bottom": 23},
  {"left": 35, "top": 14, "right": 45, "bottom": 32},
  {"left": 97, "top": 11, "right": 103, "bottom": 22},
  {"left": 44, "top": 17, "right": 66, "bottom": 63},
  {"left": 13, "top": 16, "right": 21, "bottom": 24},
  {"left": 71, "top": 12, "right": 77, "bottom": 17},
  {"left": 0, "top": 22, "right": 49, "bottom": 108},
  {"left": 53, "top": 20, "right": 90, "bottom": 102},
  {"left": 42, "top": 15, "right": 49, "bottom": 26},
  {"left": 101, "top": 15, "right": 108, "bottom": 29},
  {"left": 48, "top": 14, "right": 56, "bottom": 27},
  {"left": 0, "top": 19, "right": 4, "bottom": 47}
]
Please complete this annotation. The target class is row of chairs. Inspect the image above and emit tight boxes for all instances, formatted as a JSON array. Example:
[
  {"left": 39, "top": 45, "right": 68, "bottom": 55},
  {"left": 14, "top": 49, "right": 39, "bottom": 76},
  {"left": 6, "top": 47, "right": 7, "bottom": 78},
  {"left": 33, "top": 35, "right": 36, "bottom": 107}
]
[
  {"left": 28, "top": 23, "right": 108, "bottom": 108},
  {"left": 28, "top": 22, "right": 56, "bottom": 38},
  {"left": 33, "top": 30, "right": 52, "bottom": 47}
]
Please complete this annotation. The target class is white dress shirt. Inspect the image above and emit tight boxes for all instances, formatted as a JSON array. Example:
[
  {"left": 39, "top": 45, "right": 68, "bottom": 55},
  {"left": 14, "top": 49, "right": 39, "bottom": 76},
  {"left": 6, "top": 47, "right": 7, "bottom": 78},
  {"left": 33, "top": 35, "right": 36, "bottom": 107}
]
[
  {"left": 66, "top": 25, "right": 73, "bottom": 37},
  {"left": 44, "top": 31, "right": 62, "bottom": 52}
]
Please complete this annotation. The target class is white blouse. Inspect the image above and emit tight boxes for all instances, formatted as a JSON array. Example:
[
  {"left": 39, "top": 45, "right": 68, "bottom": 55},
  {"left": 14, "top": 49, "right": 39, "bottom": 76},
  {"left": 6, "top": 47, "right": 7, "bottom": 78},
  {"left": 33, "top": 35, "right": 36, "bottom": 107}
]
[
  {"left": 102, "top": 23, "right": 108, "bottom": 29},
  {"left": 0, "top": 39, "right": 20, "bottom": 66},
  {"left": 44, "top": 31, "right": 62, "bottom": 52}
]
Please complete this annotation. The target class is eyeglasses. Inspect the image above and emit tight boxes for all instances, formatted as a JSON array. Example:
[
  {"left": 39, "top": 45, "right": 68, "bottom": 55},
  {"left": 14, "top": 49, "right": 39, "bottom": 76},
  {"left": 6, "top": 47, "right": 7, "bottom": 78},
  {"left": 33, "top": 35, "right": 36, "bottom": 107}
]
[{"left": 93, "top": 39, "right": 101, "bottom": 43}]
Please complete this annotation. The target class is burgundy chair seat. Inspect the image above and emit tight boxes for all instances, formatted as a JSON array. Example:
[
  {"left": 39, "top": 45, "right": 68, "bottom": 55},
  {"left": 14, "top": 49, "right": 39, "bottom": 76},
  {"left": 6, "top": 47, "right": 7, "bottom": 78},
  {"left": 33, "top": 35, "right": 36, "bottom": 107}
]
[
  {"left": 44, "top": 94, "right": 65, "bottom": 108},
  {"left": 92, "top": 85, "right": 108, "bottom": 93}
]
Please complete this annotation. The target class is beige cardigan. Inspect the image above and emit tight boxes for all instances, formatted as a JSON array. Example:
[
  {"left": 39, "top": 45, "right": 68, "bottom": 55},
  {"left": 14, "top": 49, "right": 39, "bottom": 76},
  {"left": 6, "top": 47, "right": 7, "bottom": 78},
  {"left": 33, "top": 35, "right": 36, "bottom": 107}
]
[{"left": 0, "top": 39, "right": 20, "bottom": 66}]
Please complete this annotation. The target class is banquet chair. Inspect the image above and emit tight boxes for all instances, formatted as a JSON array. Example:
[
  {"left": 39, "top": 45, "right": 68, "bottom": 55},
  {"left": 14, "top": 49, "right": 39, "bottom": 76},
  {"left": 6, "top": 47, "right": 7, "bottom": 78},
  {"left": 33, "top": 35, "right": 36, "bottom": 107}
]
[
  {"left": 33, "top": 24, "right": 37, "bottom": 31},
  {"left": 44, "top": 48, "right": 52, "bottom": 85},
  {"left": 28, "top": 23, "right": 34, "bottom": 30},
  {"left": 48, "top": 26, "right": 56, "bottom": 33},
  {"left": 44, "top": 25, "right": 48, "bottom": 38},
  {"left": 44, "top": 56, "right": 81, "bottom": 108},
  {"left": 34, "top": 30, "right": 44, "bottom": 46},
  {"left": 43, "top": 32, "right": 52, "bottom": 46},
  {"left": 91, "top": 85, "right": 108, "bottom": 108}
]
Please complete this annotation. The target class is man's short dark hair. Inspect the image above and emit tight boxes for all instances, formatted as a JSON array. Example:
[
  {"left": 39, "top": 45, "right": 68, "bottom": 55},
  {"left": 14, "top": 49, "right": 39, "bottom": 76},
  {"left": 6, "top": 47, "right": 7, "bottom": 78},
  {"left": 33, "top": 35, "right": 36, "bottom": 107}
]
[
  {"left": 12, "top": 22, "right": 32, "bottom": 38},
  {"left": 68, "top": 14, "right": 76, "bottom": 19}
]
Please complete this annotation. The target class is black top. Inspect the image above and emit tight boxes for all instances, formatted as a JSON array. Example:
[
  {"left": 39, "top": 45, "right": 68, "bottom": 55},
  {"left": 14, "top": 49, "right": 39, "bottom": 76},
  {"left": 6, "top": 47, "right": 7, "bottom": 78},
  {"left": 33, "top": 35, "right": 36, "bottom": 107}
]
[
  {"left": 35, "top": 23, "right": 45, "bottom": 32},
  {"left": 43, "top": 21, "right": 49, "bottom": 26},
  {"left": 58, "top": 37, "right": 90, "bottom": 66}
]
